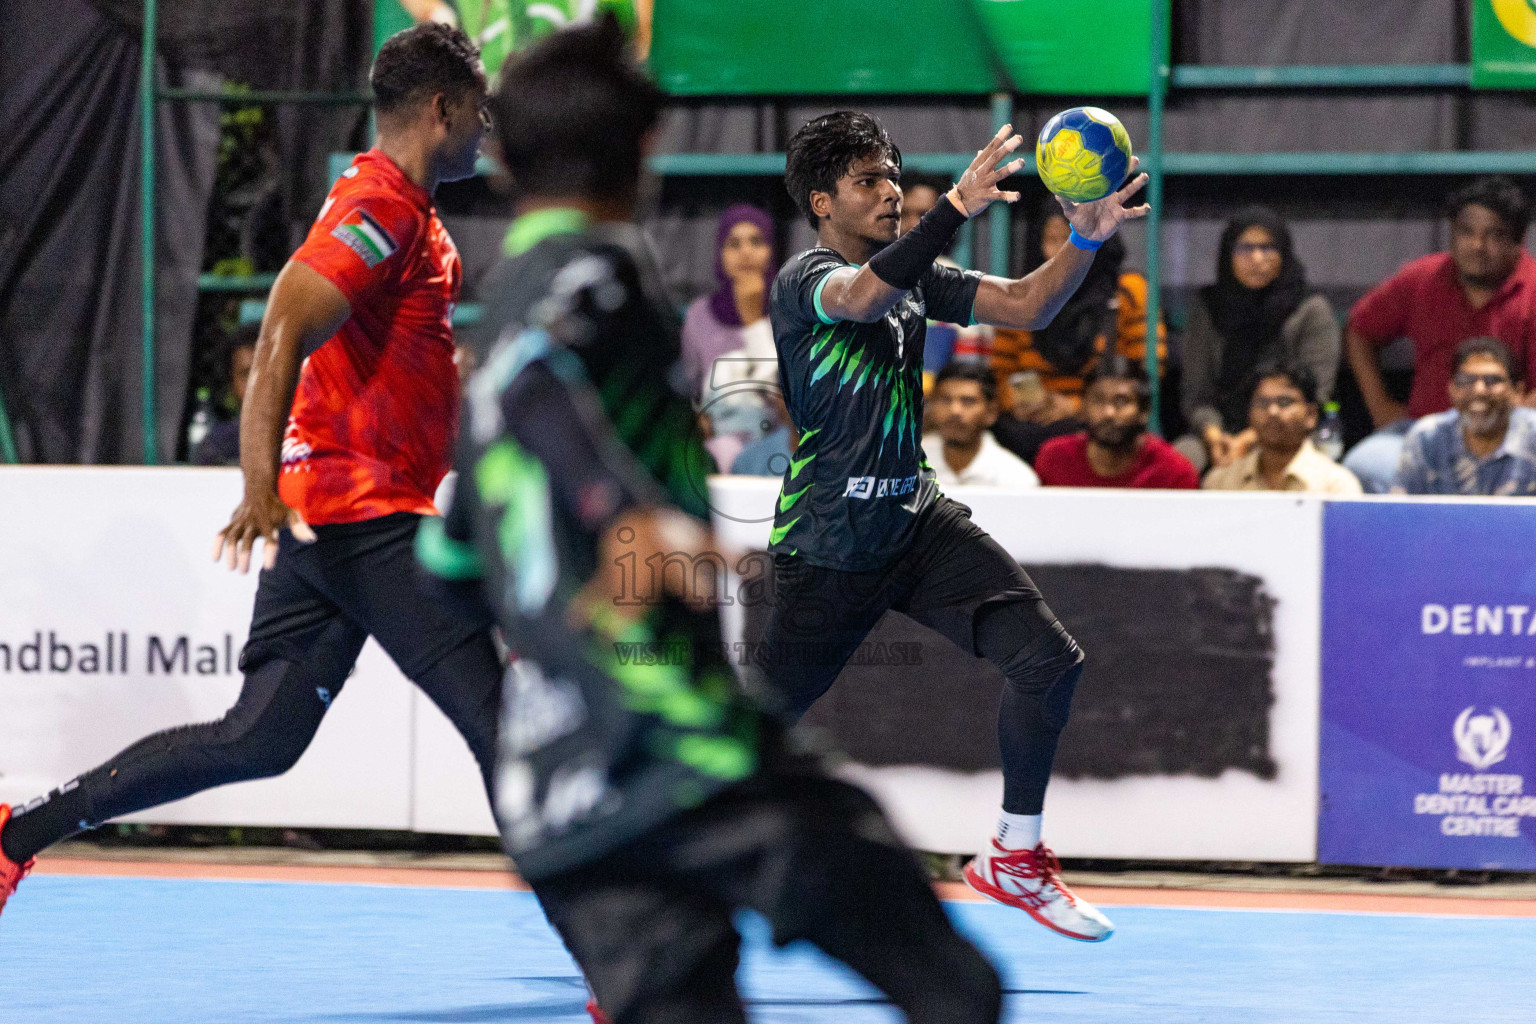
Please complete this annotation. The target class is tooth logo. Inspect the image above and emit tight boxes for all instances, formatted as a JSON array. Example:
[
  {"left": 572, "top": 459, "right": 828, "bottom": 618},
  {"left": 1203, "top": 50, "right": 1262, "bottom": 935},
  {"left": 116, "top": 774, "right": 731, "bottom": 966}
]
[{"left": 1454, "top": 706, "right": 1512, "bottom": 770}]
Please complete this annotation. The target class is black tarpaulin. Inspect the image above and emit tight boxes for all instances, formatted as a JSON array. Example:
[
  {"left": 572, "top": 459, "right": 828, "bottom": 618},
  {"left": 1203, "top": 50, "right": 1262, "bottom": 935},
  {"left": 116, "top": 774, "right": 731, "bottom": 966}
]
[
  {"left": 0, "top": 0, "right": 368, "bottom": 463},
  {"left": 0, "top": 0, "right": 218, "bottom": 462}
]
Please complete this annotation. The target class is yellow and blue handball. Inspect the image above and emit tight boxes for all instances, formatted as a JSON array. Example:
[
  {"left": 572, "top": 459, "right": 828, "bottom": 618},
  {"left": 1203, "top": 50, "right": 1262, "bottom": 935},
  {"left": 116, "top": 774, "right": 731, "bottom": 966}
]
[{"left": 1035, "top": 107, "right": 1134, "bottom": 204}]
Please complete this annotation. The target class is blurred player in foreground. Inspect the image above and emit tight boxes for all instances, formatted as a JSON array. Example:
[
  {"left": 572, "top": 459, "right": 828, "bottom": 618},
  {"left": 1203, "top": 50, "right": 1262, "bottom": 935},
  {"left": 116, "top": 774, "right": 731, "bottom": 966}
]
[
  {"left": 418, "top": 17, "right": 1003, "bottom": 1023},
  {"left": 763, "top": 111, "right": 1149, "bottom": 941},
  {"left": 0, "top": 24, "right": 503, "bottom": 916}
]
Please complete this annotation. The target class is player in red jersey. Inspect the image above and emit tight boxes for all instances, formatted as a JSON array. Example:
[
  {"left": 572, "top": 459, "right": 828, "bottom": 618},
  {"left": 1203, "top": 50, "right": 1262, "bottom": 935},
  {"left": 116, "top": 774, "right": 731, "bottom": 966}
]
[{"left": 1, "top": 24, "right": 500, "bottom": 915}]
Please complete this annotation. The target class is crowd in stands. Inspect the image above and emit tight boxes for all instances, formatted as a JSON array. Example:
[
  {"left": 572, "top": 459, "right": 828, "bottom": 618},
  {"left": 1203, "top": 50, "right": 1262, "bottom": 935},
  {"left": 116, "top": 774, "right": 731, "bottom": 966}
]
[
  {"left": 196, "top": 175, "right": 1536, "bottom": 500},
  {"left": 672, "top": 173, "right": 1536, "bottom": 499}
]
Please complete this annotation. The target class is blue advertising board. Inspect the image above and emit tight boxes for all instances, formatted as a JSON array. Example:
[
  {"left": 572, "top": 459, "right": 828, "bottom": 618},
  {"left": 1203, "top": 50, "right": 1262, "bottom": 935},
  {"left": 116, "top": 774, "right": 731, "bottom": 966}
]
[{"left": 1320, "top": 501, "right": 1536, "bottom": 869}]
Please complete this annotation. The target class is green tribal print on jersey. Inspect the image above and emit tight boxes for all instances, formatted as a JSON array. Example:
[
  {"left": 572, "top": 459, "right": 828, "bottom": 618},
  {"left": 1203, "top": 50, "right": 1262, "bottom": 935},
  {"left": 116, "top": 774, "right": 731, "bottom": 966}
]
[
  {"left": 422, "top": 216, "right": 762, "bottom": 880},
  {"left": 767, "top": 247, "right": 982, "bottom": 571}
]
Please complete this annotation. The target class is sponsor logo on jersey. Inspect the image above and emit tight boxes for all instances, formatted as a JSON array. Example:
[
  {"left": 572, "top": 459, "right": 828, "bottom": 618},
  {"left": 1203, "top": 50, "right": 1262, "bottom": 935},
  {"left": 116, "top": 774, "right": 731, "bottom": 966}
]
[
  {"left": 331, "top": 208, "right": 398, "bottom": 269},
  {"left": 844, "top": 474, "right": 918, "bottom": 499},
  {"left": 280, "top": 427, "right": 313, "bottom": 467}
]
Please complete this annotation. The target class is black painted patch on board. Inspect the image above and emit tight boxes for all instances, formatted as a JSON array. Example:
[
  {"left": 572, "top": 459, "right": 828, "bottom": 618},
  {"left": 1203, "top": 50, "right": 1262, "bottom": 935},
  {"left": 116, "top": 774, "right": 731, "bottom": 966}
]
[{"left": 745, "top": 563, "right": 1278, "bottom": 781}]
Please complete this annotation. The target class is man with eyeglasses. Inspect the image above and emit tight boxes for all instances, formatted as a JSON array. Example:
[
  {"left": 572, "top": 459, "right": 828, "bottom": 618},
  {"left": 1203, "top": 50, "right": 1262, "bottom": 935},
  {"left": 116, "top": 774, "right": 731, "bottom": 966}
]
[
  {"left": 1035, "top": 355, "right": 1199, "bottom": 489},
  {"left": 1344, "top": 176, "right": 1536, "bottom": 492},
  {"left": 1392, "top": 338, "right": 1536, "bottom": 496},
  {"left": 1203, "top": 360, "right": 1362, "bottom": 494}
]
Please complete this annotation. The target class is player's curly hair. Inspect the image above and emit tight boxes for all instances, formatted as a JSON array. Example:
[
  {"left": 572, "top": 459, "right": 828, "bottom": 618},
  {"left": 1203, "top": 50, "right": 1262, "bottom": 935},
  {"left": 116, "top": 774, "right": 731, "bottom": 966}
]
[
  {"left": 492, "top": 14, "right": 663, "bottom": 201},
  {"left": 371, "top": 22, "right": 485, "bottom": 117},
  {"left": 785, "top": 111, "right": 903, "bottom": 230}
]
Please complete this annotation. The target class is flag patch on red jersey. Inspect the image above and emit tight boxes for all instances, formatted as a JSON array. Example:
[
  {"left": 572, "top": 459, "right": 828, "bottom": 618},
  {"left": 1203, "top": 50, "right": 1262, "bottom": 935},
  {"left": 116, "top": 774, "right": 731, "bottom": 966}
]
[{"left": 331, "top": 209, "right": 398, "bottom": 268}]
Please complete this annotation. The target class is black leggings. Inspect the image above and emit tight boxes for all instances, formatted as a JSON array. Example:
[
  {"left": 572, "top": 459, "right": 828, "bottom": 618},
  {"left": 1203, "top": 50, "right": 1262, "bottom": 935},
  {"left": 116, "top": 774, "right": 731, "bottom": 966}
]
[
  {"left": 80, "top": 633, "right": 501, "bottom": 830},
  {"left": 3, "top": 514, "right": 502, "bottom": 865},
  {"left": 758, "top": 497, "right": 1082, "bottom": 816}
]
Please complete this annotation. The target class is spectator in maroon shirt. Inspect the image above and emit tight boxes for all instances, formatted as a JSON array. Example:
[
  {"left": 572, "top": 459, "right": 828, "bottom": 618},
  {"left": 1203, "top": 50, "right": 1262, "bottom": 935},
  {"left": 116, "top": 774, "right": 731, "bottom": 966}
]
[
  {"left": 1035, "top": 355, "right": 1199, "bottom": 489},
  {"left": 1343, "top": 176, "right": 1536, "bottom": 491}
]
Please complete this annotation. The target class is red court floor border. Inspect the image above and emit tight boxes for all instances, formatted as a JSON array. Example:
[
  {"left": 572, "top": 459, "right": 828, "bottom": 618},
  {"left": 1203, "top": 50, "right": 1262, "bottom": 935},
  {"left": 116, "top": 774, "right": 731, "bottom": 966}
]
[{"left": 31, "top": 857, "right": 1536, "bottom": 918}]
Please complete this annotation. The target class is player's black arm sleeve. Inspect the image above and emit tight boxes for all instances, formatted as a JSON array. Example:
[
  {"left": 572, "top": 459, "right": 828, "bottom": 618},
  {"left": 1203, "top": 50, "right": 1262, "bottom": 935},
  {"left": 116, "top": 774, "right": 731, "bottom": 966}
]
[
  {"left": 867, "top": 197, "right": 967, "bottom": 290},
  {"left": 817, "top": 199, "right": 968, "bottom": 324}
]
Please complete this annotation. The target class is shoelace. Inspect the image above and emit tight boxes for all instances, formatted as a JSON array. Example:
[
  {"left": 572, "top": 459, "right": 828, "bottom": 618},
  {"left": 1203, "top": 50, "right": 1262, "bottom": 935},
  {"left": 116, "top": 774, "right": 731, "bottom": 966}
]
[
  {"left": 989, "top": 845, "right": 1078, "bottom": 909},
  {"left": 1032, "top": 845, "right": 1080, "bottom": 906}
]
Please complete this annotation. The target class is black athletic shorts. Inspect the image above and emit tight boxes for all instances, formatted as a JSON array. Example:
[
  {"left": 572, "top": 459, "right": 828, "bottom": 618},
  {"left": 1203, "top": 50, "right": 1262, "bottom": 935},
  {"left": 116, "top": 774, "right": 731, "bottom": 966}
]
[
  {"left": 531, "top": 766, "right": 1001, "bottom": 1024},
  {"left": 757, "top": 496, "right": 1042, "bottom": 717},
  {"left": 240, "top": 511, "right": 492, "bottom": 681}
]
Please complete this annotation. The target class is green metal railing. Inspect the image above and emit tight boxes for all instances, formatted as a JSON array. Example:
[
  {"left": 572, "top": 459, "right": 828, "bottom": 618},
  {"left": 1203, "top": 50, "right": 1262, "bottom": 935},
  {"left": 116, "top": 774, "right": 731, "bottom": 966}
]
[
  {"left": 138, "top": 4, "right": 371, "bottom": 465},
  {"left": 0, "top": 388, "right": 17, "bottom": 463},
  {"left": 1145, "top": 0, "right": 1170, "bottom": 433},
  {"left": 130, "top": 3, "right": 1532, "bottom": 462}
]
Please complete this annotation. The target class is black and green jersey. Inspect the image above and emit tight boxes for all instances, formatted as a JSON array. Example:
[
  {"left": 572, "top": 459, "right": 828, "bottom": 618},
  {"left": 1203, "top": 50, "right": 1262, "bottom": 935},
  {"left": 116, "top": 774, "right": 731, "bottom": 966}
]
[
  {"left": 767, "top": 247, "right": 982, "bottom": 571},
  {"left": 420, "top": 211, "right": 764, "bottom": 881}
]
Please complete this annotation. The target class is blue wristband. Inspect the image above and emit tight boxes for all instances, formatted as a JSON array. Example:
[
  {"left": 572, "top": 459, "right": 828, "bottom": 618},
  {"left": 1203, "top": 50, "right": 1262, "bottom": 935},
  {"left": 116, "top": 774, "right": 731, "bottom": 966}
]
[{"left": 1068, "top": 226, "right": 1103, "bottom": 251}]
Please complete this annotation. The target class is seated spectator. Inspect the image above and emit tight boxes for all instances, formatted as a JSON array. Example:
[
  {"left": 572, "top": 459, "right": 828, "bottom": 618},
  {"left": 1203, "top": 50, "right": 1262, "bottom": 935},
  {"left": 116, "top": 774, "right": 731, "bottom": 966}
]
[
  {"left": 192, "top": 324, "right": 257, "bottom": 466},
  {"left": 1203, "top": 360, "right": 1362, "bottom": 494},
  {"left": 1177, "top": 206, "right": 1339, "bottom": 474},
  {"left": 991, "top": 202, "right": 1164, "bottom": 440},
  {"left": 991, "top": 370, "right": 1083, "bottom": 466},
  {"left": 902, "top": 175, "right": 991, "bottom": 392},
  {"left": 1345, "top": 176, "right": 1536, "bottom": 492},
  {"left": 1393, "top": 338, "right": 1536, "bottom": 496},
  {"left": 731, "top": 423, "right": 794, "bottom": 477},
  {"left": 1035, "top": 355, "right": 1199, "bottom": 489},
  {"left": 682, "top": 204, "right": 781, "bottom": 470},
  {"left": 921, "top": 363, "right": 1039, "bottom": 487}
]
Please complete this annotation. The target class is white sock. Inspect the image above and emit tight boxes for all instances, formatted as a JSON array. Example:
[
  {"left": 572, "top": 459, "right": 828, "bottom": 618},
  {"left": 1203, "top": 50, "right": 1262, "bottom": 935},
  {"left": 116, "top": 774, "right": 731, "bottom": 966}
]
[{"left": 995, "top": 811, "right": 1042, "bottom": 851}]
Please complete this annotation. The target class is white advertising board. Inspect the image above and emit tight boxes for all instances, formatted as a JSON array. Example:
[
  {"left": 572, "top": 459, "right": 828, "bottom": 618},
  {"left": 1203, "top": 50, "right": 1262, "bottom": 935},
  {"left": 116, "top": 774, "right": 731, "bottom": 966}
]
[
  {"left": 0, "top": 467, "right": 1320, "bottom": 861},
  {"left": 709, "top": 477, "right": 1323, "bottom": 862},
  {"left": 0, "top": 468, "right": 420, "bottom": 830}
]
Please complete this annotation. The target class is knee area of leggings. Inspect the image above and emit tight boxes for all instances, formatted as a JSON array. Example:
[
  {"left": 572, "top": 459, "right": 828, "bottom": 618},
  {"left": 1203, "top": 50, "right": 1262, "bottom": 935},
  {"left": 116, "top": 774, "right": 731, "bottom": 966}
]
[
  {"left": 1040, "top": 655, "right": 1083, "bottom": 732},
  {"left": 208, "top": 660, "right": 314, "bottom": 778},
  {"left": 992, "top": 628, "right": 1083, "bottom": 695}
]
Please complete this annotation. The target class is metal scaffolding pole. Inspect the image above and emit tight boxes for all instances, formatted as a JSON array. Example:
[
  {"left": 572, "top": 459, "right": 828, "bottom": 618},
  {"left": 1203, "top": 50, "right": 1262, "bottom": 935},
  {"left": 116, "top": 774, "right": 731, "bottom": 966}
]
[
  {"left": 140, "top": 0, "right": 158, "bottom": 463},
  {"left": 990, "top": 92, "right": 1014, "bottom": 278},
  {"left": 1144, "top": 0, "right": 1169, "bottom": 435}
]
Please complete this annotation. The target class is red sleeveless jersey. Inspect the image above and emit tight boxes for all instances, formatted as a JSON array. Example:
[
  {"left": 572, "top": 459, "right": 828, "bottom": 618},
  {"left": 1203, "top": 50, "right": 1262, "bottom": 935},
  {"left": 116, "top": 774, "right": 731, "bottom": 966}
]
[{"left": 281, "top": 149, "right": 462, "bottom": 525}]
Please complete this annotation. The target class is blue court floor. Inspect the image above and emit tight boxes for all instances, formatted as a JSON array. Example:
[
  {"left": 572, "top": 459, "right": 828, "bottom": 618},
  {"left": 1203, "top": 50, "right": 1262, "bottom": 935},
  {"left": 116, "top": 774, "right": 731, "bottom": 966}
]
[{"left": 1, "top": 873, "right": 1533, "bottom": 1023}]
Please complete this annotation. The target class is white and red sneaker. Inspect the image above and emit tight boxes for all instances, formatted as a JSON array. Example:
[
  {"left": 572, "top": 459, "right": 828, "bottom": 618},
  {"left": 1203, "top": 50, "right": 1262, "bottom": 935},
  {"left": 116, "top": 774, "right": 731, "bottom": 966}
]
[
  {"left": 964, "top": 839, "right": 1114, "bottom": 942},
  {"left": 0, "top": 804, "right": 36, "bottom": 918}
]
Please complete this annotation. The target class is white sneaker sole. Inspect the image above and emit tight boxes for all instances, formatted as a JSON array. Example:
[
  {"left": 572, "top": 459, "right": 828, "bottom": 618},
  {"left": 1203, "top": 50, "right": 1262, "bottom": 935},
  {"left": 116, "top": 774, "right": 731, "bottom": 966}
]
[{"left": 962, "top": 861, "right": 1114, "bottom": 942}]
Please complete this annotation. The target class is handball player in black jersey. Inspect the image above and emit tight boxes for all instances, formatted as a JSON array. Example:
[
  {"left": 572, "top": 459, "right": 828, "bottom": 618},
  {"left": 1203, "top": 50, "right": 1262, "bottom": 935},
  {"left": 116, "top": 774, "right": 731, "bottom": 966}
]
[
  {"left": 761, "top": 111, "right": 1149, "bottom": 941},
  {"left": 420, "top": 19, "right": 1003, "bottom": 1024}
]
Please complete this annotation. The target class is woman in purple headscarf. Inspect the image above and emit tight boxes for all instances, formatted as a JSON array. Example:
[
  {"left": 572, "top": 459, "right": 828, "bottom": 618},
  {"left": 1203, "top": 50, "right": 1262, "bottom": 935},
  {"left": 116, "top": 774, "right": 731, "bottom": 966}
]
[
  {"left": 682, "top": 205, "right": 785, "bottom": 471},
  {"left": 681, "top": 204, "right": 777, "bottom": 399}
]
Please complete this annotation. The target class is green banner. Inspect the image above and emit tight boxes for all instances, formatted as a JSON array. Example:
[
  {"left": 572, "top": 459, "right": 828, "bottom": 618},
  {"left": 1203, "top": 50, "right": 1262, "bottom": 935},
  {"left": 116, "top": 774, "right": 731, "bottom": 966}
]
[
  {"left": 974, "top": 0, "right": 1152, "bottom": 95},
  {"left": 651, "top": 0, "right": 1152, "bottom": 96},
  {"left": 1472, "top": 0, "right": 1536, "bottom": 88},
  {"left": 375, "top": 1, "right": 646, "bottom": 80}
]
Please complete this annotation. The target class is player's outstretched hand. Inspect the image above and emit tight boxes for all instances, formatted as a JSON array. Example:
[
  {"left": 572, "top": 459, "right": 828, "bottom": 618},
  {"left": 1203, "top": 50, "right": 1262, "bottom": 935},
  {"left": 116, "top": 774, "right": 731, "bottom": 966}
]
[
  {"left": 949, "top": 124, "right": 1028, "bottom": 217},
  {"left": 213, "top": 489, "right": 316, "bottom": 573},
  {"left": 1059, "top": 156, "right": 1151, "bottom": 243}
]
